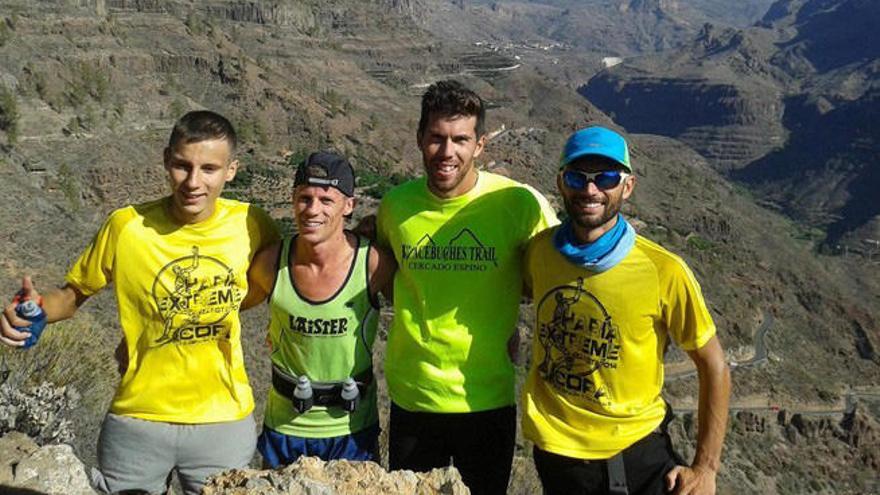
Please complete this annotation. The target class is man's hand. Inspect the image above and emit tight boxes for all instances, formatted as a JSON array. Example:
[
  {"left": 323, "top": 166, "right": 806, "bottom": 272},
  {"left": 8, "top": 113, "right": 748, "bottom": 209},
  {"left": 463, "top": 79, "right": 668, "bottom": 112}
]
[
  {"left": 0, "top": 276, "right": 41, "bottom": 347},
  {"left": 665, "top": 464, "right": 717, "bottom": 495}
]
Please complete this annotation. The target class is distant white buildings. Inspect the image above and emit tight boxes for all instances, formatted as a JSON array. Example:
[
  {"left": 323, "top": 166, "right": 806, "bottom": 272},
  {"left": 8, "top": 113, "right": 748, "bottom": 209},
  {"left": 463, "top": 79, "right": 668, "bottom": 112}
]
[{"left": 602, "top": 57, "right": 623, "bottom": 68}]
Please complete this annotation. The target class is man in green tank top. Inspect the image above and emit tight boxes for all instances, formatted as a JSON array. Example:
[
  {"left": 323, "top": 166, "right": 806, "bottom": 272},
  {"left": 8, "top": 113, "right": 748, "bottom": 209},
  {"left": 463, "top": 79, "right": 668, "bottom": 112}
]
[{"left": 244, "top": 151, "right": 395, "bottom": 465}]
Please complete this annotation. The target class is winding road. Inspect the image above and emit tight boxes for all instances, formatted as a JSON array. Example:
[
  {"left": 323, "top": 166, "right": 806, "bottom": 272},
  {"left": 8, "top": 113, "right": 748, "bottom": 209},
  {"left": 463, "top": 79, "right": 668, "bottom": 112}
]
[
  {"left": 665, "top": 310, "right": 880, "bottom": 416},
  {"left": 666, "top": 310, "right": 773, "bottom": 382}
]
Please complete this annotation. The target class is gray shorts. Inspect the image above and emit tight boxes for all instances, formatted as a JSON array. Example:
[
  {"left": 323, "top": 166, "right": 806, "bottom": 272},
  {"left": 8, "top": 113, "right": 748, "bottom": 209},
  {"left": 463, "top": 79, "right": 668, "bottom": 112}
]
[{"left": 90, "top": 413, "right": 256, "bottom": 495}]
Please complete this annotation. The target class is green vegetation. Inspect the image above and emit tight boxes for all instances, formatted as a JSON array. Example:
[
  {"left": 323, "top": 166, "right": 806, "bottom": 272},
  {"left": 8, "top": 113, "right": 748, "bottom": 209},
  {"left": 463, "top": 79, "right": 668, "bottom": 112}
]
[
  {"left": 0, "top": 85, "right": 19, "bottom": 145},
  {"left": 57, "top": 163, "right": 81, "bottom": 211},
  {"left": 0, "top": 18, "right": 13, "bottom": 47},
  {"left": 359, "top": 168, "right": 409, "bottom": 199},
  {"left": 0, "top": 317, "right": 117, "bottom": 393},
  {"left": 322, "top": 88, "right": 351, "bottom": 114},
  {"left": 286, "top": 147, "right": 310, "bottom": 168},
  {"left": 227, "top": 154, "right": 284, "bottom": 200},
  {"left": 167, "top": 97, "right": 187, "bottom": 120},
  {"left": 227, "top": 153, "right": 261, "bottom": 192},
  {"left": 366, "top": 112, "right": 380, "bottom": 130},
  {"left": 21, "top": 66, "right": 64, "bottom": 110},
  {"left": 0, "top": 315, "right": 119, "bottom": 449},
  {"left": 66, "top": 62, "right": 110, "bottom": 108},
  {"left": 791, "top": 224, "right": 826, "bottom": 243},
  {"left": 238, "top": 119, "right": 269, "bottom": 146},
  {"left": 687, "top": 234, "right": 714, "bottom": 251},
  {"left": 184, "top": 12, "right": 207, "bottom": 36}
]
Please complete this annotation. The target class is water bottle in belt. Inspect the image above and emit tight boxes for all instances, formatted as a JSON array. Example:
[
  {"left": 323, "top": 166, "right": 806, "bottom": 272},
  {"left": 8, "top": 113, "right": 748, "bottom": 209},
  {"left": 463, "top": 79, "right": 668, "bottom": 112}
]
[
  {"left": 292, "top": 375, "right": 314, "bottom": 414},
  {"left": 340, "top": 377, "right": 360, "bottom": 412}
]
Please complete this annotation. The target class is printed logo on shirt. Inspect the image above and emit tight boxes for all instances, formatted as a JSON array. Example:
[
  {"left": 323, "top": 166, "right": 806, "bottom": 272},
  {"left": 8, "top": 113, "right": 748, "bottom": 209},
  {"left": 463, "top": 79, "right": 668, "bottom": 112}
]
[
  {"left": 535, "top": 278, "right": 620, "bottom": 405},
  {"left": 151, "top": 246, "right": 242, "bottom": 347},
  {"left": 286, "top": 315, "right": 350, "bottom": 336},
  {"left": 401, "top": 228, "right": 498, "bottom": 272}
]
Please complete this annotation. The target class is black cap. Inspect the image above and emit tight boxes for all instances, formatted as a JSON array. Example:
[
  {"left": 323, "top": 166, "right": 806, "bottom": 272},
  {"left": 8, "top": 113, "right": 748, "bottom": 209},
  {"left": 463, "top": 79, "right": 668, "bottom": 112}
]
[{"left": 294, "top": 151, "right": 355, "bottom": 197}]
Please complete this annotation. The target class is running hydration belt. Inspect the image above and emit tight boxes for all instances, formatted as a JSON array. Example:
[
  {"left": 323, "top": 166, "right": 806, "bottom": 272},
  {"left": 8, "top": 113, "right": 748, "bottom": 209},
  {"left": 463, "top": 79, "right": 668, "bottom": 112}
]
[{"left": 271, "top": 364, "right": 373, "bottom": 413}]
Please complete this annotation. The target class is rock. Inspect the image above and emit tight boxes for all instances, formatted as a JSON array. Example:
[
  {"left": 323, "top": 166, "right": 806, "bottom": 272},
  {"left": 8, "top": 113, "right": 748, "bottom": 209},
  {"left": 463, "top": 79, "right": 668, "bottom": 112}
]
[
  {"left": 9, "top": 443, "right": 96, "bottom": 494},
  {"left": 776, "top": 409, "right": 788, "bottom": 426},
  {"left": 204, "top": 456, "right": 470, "bottom": 495},
  {"left": 734, "top": 411, "right": 766, "bottom": 433},
  {"left": 783, "top": 423, "right": 798, "bottom": 444},
  {"left": 0, "top": 431, "right": 39, "bottom": 484}
]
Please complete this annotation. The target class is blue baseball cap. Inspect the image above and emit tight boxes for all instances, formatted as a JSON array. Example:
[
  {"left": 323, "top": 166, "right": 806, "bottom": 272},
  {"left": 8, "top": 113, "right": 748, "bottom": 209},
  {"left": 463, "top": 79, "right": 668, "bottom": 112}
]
[{"left": 560, "top": 126, "right": 631, "bottom": 172}]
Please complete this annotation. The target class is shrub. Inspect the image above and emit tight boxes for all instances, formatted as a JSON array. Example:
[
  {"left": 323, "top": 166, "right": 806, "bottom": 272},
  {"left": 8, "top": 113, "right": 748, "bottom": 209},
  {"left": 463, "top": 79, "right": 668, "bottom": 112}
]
[
  {"left": 687, "top": 234, "right": 713, "bottom": 251},
  {"left": 0, "top": 381, "right": 79, "bottom": 445},
  {"left": 0, "top": 85, "right": 20, "bottom": 144},
  {"left": 361, "top": 169, "right": 409, "bottom": 199},
  {"left": 0, "top": 18, "right": 13, "bottom": 47}
]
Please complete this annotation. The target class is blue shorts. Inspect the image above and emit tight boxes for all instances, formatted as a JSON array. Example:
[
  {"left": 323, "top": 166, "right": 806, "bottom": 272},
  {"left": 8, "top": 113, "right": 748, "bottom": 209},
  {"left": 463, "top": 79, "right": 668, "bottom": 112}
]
[{"left": 257, "top": 423, "right": 380, "bottom": 467}]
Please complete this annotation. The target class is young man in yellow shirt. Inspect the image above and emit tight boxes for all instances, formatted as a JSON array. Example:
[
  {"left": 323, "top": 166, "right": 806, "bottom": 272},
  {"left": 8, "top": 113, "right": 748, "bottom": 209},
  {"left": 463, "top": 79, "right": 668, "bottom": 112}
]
[
  {"left": 0, "top": 111, "right": 279, "bottom": 494},
  {"left": 522, "top": 126, "right": 731, "bottom": 495},
  {"left": 377, "top": 80, "right": 557, "bottom": 494}
]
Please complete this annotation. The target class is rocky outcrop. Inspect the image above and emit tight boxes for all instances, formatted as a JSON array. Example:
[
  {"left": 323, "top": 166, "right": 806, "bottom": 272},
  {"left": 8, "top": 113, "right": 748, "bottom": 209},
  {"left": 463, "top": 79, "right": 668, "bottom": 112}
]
[
  {"left": 204, "top": 457, "right": 470, "bottom": 495},
  {"left": 0, "top": 440, "right": 470, "bottom": 495},
  {"left": 0, "top": 432, "right": 96, "bottom": 494}
]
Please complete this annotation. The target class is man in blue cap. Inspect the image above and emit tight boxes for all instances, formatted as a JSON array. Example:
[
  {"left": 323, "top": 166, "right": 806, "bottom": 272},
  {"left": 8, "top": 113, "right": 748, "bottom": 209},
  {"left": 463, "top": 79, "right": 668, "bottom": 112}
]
[{"left": 521, "top": 126, "right": 731, "bottom": 495}]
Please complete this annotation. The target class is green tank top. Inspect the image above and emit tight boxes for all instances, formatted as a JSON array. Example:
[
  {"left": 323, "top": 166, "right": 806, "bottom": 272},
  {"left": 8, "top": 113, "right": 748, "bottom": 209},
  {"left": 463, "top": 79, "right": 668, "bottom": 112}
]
[{"left": 263, "top": 234, "right": 379, "bottom": 437}]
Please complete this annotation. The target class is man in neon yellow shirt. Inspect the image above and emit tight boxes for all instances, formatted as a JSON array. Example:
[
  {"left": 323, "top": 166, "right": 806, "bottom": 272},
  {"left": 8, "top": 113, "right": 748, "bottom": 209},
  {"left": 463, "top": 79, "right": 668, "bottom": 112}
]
[
  {"left": 377, "top": 80, "right": 557, "bottom": 495},
  {"left": 0, "top": 111, "right": 279, "bottom": 494},
  {"left": 522, "top": 126, "right": 731, "bottom": 495}
]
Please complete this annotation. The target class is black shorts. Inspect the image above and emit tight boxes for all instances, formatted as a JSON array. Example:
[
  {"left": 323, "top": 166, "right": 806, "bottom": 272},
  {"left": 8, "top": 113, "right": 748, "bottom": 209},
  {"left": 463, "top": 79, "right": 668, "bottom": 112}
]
[
  {"left": 388, "top": 402, "right": 516, "bottom": 495},
  {"left": 534, "top": 431, "right": 684, "bottom": 495}
]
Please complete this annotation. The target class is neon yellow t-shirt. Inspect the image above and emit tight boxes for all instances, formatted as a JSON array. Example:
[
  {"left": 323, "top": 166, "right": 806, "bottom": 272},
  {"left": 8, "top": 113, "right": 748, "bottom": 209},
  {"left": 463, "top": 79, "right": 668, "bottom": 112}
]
[
  {"left": 377, "top": 172, "right": 558, "bottom": 413},
  {"left": 65, "top": 198, "right": 279, "bottom": 423},
  {"left": 522, "top": 228, "right": 716, "bottom": 459}
]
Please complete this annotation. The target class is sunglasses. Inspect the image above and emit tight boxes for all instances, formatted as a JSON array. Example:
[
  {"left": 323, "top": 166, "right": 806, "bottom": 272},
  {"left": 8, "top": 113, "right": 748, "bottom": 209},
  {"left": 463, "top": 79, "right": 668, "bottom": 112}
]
[{"left": 561, "top": 169, "right": 628, "bottom": 191}]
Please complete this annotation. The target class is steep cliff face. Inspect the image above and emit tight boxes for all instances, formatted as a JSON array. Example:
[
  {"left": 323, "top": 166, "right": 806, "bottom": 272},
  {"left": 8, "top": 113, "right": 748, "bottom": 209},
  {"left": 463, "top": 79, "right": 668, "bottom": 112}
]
[
  {"left": 582, "top": 22, "right": 788, "bottom": 170},
  {"left": 583, "top": 71, "right": 784, "bottom": 169},
  {"left": 734, "top": 86, "right": 880, "bottom": 244},
  {"left": 581, "top": 0, "right": 879, "bottom": 245}
]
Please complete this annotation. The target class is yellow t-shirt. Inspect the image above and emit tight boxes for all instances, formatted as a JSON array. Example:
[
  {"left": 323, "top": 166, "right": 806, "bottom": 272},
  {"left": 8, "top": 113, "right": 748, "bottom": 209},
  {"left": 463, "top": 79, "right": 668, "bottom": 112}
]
[
  {"left": 522, "top": 228, "right": 716, "bottom": 459},
  {"left": 377, "top": 172, "right": 558, "bottom": 413},
  {"left": 65, "top": 198, "right": 279, "bottom": 423}
]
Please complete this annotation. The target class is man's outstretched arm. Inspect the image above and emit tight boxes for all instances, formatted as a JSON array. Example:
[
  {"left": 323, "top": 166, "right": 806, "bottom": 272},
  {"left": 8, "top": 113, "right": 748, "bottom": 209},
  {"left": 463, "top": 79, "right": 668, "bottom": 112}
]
[
  {"left": 666, "top": 336, "right": 731, "bottom": 495},
  {"left": 0, "top": 276, "right": 88, "bottom": 346}
]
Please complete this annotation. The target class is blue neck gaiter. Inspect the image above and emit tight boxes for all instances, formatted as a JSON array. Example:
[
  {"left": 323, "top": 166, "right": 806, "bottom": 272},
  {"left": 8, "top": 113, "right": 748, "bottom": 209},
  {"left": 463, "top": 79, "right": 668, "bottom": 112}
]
[{"left": 552, "top": 214, "right": 635, "bottom": 272}]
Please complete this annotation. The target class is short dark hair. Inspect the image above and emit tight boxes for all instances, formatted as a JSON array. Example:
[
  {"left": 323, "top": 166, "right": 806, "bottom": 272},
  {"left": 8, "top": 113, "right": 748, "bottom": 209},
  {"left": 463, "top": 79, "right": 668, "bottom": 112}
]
[
  {"left": 418, "top": 80, "right": 486, "bottom": 139},
  {"left": 167, "top": 110, "right": 237, "bottom": 152}
]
